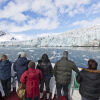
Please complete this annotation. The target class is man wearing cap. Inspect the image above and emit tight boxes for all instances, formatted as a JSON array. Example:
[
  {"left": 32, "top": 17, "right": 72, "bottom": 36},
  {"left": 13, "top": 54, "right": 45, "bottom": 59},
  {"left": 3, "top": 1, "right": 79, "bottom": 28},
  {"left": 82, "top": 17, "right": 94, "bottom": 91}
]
[
  {"left": 54, "top": 51, "right": 79, "bottom": 100},
  {"left": 13, "top": 52, "right": 30, "bottom": 83}
]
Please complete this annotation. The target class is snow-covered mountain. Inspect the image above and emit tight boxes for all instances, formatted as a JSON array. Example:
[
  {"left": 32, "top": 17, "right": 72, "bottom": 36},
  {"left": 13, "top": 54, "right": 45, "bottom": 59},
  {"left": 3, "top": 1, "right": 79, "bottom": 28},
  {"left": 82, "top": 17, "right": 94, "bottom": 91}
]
[
  {"left": 0, "top": 31, "right": 16, "bottom": 42},
  {"left": 0, "top": 25, "right": 100, "bottom": 47},
  {"left": 0, "top": 31, "right": 6, "bottom": 37},
  {"left": 0, "top": 31, "right": 32, "bottom": 42}
]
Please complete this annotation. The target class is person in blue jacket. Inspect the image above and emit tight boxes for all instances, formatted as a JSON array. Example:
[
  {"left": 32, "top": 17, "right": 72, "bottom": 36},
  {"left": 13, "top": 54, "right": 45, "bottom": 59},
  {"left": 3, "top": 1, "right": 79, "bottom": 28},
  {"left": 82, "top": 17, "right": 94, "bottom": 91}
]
[
  {"left": 0, "top": 54, "right": 12, "bottom": 97},
  {"left": 13, "top": 52, "right": 30, "bottom": 83}
]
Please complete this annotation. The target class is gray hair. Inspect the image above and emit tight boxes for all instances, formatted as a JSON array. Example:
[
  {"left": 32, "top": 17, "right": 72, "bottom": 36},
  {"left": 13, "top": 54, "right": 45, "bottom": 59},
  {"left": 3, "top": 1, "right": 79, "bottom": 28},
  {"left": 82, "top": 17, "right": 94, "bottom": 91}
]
[{"left": 20, "top": 52, "right": 26, "bottom": 57}]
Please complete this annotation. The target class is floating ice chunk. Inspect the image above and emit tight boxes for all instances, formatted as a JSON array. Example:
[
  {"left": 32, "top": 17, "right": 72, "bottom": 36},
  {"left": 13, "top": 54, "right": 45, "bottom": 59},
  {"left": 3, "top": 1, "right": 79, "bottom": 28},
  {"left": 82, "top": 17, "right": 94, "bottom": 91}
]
[
  {"left": 29, "top": 50, "right": 34, "bottom": 52},
  {"left": 84, "top": 58, "right": 89, "bottom": 61},
  {"left": 83, "top": 55, "right": 86, "bottom": 57}
]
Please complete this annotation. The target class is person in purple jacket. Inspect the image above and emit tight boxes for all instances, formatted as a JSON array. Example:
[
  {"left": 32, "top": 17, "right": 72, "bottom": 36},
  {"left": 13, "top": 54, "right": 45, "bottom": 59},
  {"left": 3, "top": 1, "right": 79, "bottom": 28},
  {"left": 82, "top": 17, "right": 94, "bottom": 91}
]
[{"left": 13, "top": 52, "right": 30, "bottom": 83}]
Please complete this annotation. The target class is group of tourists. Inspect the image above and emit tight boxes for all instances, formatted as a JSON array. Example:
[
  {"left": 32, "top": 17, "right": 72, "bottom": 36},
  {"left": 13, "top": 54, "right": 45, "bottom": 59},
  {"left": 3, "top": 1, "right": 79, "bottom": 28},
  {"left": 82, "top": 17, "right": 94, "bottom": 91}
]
[{"left": 0, "top": 51, "right": 100, "bottom": 100}]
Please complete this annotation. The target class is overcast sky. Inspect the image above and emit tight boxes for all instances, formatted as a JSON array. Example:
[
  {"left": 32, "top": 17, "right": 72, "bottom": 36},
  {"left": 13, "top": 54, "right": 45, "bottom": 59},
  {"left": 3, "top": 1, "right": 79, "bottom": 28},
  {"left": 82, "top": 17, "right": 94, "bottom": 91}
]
[{"left": 0, "top": 0, "right": 100, "bottom": 35}]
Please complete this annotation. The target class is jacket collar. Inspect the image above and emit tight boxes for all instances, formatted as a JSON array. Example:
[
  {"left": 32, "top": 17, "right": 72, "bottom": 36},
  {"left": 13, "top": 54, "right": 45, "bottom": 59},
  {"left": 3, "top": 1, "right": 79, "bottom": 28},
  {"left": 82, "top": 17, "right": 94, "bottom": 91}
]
[
  {"left": 83, "top": 68, "right": 100, "bottom": 73},
  {"left": 61, "top": 57, "right": 68, "bottom": 60},
  {"left": 28, "top": 68, "right": 36, "bottom": 72}
]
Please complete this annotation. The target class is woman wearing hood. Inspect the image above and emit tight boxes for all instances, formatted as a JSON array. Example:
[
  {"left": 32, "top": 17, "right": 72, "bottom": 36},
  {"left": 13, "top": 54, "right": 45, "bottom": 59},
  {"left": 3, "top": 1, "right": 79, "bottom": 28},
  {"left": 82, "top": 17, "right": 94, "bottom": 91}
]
[{"left": 77, "top": 59, "right": 100, "bottom": 100}]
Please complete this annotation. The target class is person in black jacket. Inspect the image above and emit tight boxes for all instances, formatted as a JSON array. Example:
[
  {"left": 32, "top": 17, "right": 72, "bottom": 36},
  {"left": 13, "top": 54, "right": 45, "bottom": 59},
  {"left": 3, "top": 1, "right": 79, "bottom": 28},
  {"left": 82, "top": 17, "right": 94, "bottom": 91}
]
[
  {"left": 13, "top": 52, "right": 30, "bottom": 83},
  {"left": 37, "top": 54, "right": 53, "bottom": 99},
  {"left": 77, "top": 59, "right": 100, "bottom": 100},
  {"left": 54, "top": 51, "right": 79, "bottom": 100},
  {"left": 0, "top": 54, "right": 12, "bottom": 97}
]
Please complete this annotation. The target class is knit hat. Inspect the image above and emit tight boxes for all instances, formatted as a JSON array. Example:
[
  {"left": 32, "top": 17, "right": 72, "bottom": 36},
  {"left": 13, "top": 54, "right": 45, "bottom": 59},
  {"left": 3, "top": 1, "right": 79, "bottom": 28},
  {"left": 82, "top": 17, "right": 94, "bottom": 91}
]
[
  {"left": 20, "top": 52, "right": 26, "bottom": 57},
  {"left": 63, "top": 51, "right": 68, "bottom": 58},
  {"left": 28, "top": 61, "right": 35, "bottom": 68}
]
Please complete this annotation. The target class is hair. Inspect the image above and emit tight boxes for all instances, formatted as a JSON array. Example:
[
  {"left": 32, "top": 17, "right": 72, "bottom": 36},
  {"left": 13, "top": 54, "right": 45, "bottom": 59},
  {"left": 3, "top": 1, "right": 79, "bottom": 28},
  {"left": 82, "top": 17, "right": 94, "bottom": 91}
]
[
  {"left": 88, "top": 59, "right": 98, "bottom": 70},
  {"left": 1, "top": 54, "right": 8, "bottom": 61},
  {"left": 18, "top": 54, "right": 21, "bottom": 58},
  {"left": 20, "top": 52, "right": 26, "bottom": 57},
  {"left": 63, "top": 51, "right": 68, "bottom": 58},
  {"left": 38, "top": 60, "right": 42, "bottom": 64},
  {"left": 28, "top": 61, "right": 35, "bottom": 69},
  {"left": 41, "top": 54, "right": 50, "bottom": 63}
]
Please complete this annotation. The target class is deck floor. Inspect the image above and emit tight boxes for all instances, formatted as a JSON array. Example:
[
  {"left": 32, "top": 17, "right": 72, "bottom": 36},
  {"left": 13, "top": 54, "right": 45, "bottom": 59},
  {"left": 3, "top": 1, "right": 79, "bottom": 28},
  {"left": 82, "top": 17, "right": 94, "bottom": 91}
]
[{"left": 1, "top": 90, "right": 81, "bottom": 100}]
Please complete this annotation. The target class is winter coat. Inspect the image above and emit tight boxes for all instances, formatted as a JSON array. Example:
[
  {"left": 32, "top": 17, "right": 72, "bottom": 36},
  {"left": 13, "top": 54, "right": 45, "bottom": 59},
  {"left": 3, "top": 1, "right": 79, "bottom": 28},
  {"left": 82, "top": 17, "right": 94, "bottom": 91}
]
[
  {"left": 77, "top": 68, "right": 100, "bottom": 99},
  {"left": 37, "top": 61, "right": 53, "bottom": 79},
  {"left": 20, "top": 68, "right": 42, "bottom": 98},
  {"left": 54, "top": 57, "right": 79, "bottom": 85},
  {"left": 0, "top": 60, "right": 12, "bottom": 80},
  {"left": 13, "top": 57, "right": 29, "bottom": 82}
]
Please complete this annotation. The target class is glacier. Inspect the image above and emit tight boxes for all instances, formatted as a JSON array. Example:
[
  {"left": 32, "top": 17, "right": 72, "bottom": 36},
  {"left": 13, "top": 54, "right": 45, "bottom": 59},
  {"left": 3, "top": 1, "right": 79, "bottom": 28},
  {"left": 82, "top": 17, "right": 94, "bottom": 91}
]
[{"left": 0, "top": 25, "right": 100, "bottom": 47}]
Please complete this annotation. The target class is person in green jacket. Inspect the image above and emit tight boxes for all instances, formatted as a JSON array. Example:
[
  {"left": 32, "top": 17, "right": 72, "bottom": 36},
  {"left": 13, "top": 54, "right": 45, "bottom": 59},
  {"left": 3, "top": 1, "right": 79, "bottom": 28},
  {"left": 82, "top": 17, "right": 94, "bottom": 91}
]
[{"left": 54, "top": 51, "right": 79, "bottom": 100}]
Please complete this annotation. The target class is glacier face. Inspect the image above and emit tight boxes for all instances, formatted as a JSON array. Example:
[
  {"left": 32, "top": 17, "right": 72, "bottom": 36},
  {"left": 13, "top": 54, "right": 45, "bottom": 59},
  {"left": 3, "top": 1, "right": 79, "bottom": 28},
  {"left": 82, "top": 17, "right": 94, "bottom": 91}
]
[{"left": 0, "top": 25, "right": 100, "bottom": 47}]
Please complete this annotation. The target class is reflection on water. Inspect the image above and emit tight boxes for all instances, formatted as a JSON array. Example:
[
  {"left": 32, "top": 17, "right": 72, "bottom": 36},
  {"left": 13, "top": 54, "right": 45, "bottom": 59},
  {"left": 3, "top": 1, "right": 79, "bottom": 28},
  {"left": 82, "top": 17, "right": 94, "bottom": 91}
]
[{"left": 0, "top": 47, "right": 100, "bottom": 69}]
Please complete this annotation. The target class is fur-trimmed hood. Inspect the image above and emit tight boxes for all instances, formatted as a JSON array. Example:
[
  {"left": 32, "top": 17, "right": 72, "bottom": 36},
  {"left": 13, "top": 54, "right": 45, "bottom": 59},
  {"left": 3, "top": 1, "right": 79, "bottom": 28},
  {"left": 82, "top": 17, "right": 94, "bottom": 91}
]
[{"left": 82, "top": 68, "right": 100, "bottom": 73}]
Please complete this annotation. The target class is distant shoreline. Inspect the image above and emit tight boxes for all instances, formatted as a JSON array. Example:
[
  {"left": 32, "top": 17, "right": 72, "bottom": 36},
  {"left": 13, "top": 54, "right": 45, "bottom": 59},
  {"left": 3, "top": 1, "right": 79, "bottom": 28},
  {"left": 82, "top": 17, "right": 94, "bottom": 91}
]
[{"left": 0, "top": 45, "right": 100, "bottom": 48}]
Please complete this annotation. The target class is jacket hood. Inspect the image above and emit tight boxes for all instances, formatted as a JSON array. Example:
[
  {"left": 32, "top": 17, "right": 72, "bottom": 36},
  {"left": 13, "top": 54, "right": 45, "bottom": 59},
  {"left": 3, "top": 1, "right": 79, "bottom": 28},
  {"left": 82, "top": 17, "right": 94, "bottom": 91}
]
[
  {"left": 1, "top": 60, "right": 11, "bottom": 66},
  {"left": 82, "top": 68, "right": 100, "bottom": 81},
  {"left": 83, "top": 68, "right": 100, "bottom": 73},
  {"left": 17, "top": 57, "right": 28, "bottom": 66},
  {"left": 27, "top": 68, "right": 37, "bottom": 79},
  {"left": 3, "top": 59, "right": 10, "bottom": 63},
  {"left": 61, "top": 57, "right": 68, "bottom": 60}
]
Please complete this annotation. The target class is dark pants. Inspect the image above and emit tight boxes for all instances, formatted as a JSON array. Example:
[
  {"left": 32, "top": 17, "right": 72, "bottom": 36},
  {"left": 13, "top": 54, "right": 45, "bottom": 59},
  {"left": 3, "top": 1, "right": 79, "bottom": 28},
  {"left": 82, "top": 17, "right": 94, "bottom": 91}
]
[
  {"left": 17, "top": 72, "right": 22, "bottom": 83},
  {"left": 82, "top": 96, "right": 99, "bottom": 100},
  {"left": 0, "top": 91, "right": 2, "bottom": 100},
  {"left": 56, "top": 83, "right": 69, "bottom": 100},
  {"left": 27, "top": 97, "right": 38, "bottom": 100},
  {"left": 1, "top": 78, "right": 11, "bottom": 96},
  {"left": 40, "top": 78, "right": 50, "bottom": 93}
]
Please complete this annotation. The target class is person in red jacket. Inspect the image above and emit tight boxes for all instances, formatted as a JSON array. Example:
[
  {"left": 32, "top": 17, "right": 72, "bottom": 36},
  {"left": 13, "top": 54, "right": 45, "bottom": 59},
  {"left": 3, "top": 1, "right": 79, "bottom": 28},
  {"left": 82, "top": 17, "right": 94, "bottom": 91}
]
[{"left": 20, "top": 61, "right": 42, "bottom": 100}]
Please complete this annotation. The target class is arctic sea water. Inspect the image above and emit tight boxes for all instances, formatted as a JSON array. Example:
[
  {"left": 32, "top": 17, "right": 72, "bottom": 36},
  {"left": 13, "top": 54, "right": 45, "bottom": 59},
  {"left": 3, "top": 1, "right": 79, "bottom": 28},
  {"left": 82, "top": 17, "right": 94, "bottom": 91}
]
[{"left": 0, "top": 47, "right": 100, "bottom": 69}]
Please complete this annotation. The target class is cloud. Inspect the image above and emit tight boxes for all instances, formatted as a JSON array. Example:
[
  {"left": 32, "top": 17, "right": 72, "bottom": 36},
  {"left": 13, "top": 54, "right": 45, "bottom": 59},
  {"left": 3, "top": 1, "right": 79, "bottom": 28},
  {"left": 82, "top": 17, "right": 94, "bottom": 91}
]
[
  {"left": 0, "top": 0, "right": 59, "bottom": 32},
  {"left": 54, "top": 0, "right": 90, "bottom": 16},
  {"left": 72, "top": 18, "right": 100, "bottom": 27},
  {"left": 0, "top": 17, "right": 59, "bottom": 32},
  {"left": 31, "top": 0, "right": 57, "bottom": 18},
  {"left": 0, "top": 0, "right": 7, "bottom": 5},
  {"left": 88, "top": 2, "right": 100, "bottom": 14},
  {"left": 0, "top": 0, "right": 30, "bottom": 22},
  {"left": 0, "top": 0, "right": 57, "bottom": 21},
  {"left": 0, "top": 0, "right": 100, "bottom": 33}
]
